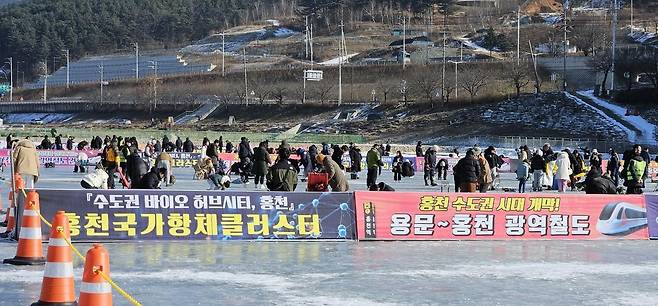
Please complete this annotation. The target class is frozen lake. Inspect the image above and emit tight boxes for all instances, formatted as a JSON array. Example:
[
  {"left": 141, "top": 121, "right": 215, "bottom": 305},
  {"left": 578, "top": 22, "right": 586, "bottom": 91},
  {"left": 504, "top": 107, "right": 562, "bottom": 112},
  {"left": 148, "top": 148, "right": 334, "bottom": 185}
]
[
  {"left": 2, "top": 164, "right": 658, "bottom": 305},
  {"left": 1, "top": 241, "right": 658, "bottom": 305}
]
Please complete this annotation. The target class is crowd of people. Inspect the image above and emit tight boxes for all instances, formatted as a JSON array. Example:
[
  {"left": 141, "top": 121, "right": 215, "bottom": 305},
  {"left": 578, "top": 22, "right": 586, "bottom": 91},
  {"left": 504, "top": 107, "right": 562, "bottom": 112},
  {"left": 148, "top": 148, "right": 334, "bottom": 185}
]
[{"left": 4, "top": 133, "right": 657, "bottom": 194}]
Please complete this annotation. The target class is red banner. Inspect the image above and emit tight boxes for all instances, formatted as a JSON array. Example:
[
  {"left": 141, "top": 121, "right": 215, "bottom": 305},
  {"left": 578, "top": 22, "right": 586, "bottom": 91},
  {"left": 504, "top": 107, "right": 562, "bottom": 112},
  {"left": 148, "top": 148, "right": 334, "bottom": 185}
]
[{"left": 354, "top": 192, "right": 648, "bottom": 240}]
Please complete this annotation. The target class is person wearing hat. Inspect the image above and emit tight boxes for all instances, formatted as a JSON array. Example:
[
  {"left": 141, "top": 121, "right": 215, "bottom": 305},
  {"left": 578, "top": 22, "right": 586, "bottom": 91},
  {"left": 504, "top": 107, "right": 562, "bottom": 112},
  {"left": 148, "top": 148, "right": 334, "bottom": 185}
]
[
  {"left": 590, "top": 149, "right": 602, "bottom": 168},
  {"left": 366, "top": 144, "right": 382, "bottom": 189},
  {"left": 424, "top": 145, "right": 438, "bottom": 186},
  {"left": 474, "top": 147, "right": 492, "bottom": 192},
  {"left": 454, "top": 149, "right": 480, "bottom": 193},
  {"left": 317, "top": 153, "right": 349, "bottom": 192},
  {"left": 607, "top": 148, "right": 621, "bottom": 187},
  {"left": 266, "top": 148, "right": 298, "bottom": 191},
  {"left": 81, "top": 164, "right": 109, "bottom": 189},
  {"left": 530, "top": 149, "right": 546, "bottom": 191}
]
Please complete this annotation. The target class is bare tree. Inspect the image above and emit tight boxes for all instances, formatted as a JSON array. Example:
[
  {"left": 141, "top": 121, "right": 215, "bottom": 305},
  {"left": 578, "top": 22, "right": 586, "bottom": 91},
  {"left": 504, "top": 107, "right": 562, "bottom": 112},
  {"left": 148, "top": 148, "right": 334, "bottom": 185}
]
[
  {"left": 314, "top": 82, "right": 335, "bottom": 104},
  {"left": 271, "top": 86, "right": 287, "bottom": 104},
  {"left": 505, "top": 63, "right": 531, "bottom": 97},
  {"left": 459, "top": 66, "right": 488, "bottom": 101},
  {"left": 615, "top": 48, "right": 645, "bottom": 91},
  {"left": 376, "top": 79, "right": 392, "bottom": 104},
  {"left": 413, "top": 76, "right": 440, "bottom": 107}
]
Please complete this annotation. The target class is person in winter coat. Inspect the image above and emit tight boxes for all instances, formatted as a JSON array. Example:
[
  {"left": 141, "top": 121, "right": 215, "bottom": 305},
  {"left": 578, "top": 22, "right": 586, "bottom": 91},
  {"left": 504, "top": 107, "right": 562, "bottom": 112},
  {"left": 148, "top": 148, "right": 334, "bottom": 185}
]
[
  {"left": 332, "top": 145, "right": 347, "bottom": 170},
  {"left": 454, "top": 149, "right": 480, "bottom": 193},
  {"left": 140, "top": 168, "right": 166, "bottom": 189},
  {"left": 366, "top": 145, "right": 382, "bottom": 188},
  {"left": 238, "top": 137, "right": 252, "bottom": 161},
  {"left": 424, "top": 146, "right": 438, "bottom": 186},
  {"left": 253, "top": 142, "right": 272, "bottom": 190},
  {"left": 349, "top": 145, "right": 362, "bottom": 179},
  {"left": 607, "top": 148, "right": 621, "bottom": 187},
  {"left": 126, "top": 150, "right": 149, "bottom": 189},
  {"left": 589, "top": 149, "right": 602, "bottom": 168},
  {"left": 625, "top": 149, "right": 647, "bottom": 194},
  {"left": 81, "top": 164, "right": 109, "bottom": 189},
  {"left": 317, "top": 154, "right": 349, "bottom": 191},
  {"left": 530, "top": 150, "right": 546, "bottom": 191},
  {"left": 66, "top": 137, "right": 74, "bottom": 150},
  {"left": 474, "top": 148, "right": 492, "bottom": 193},
  {"left": 297, "top": 148, "right": 312, "bottom": 180},
  {"left": 484, "top": 146, "right": 499, "bottom": 182},
  {"left": 267, "top": 148, "right": 298, "bottom": 192},
  {"left": 183, "top": 138, "right": 194, "bottom": 152},
  {"left": 392, "top": 151, "right": 403, "bottom": 182},
  {"left": 155, "top": 151, "right": 174, "bottom": 186},
  {"left": 437, "top": 157, "right": 449, "bottom": 180},
  {"left": 308, "top": 145, "right": 319, "bottom": 171},
  {"left": 415, "top": 141, "right": 424, "bottom": 157},
  {"left": 555, "top": 151, "right": 572, "bottom": 192},
  {"left": 175, "top": 137, "right": 183, "bottom": 152},
  {"left": 516, "top": 159, "right": 531, "bottom": 193},
  {"left": 40, "top": 136, "right": 52, "bottom": 150},
  {"left": 13, "top": 139, "right": 40, "bottom": 188}
]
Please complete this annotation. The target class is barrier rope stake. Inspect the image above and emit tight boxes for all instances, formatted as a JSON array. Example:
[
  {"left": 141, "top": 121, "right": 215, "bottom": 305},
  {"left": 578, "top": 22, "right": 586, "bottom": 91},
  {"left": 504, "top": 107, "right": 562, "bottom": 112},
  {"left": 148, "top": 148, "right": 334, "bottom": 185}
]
[{"left": 27, "top": 187, "right": 142, "bottom": 306}]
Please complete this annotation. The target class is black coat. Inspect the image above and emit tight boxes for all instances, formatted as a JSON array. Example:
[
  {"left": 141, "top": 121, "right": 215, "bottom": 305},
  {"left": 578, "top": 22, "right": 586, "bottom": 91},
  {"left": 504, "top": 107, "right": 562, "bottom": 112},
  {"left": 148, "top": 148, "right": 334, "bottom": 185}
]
[
  {"left": 424, "top": 150, "right": 437, "bottom": 169},
  {"left": 183, "top": 140, "right": 194, "bottom": 152},
  {"left": 349, "top": 149, "right": 362, "bottom": 172},
  {"left": 126, "top": 153, "right": 149, "bottom": 187},
  {"left": 238, "top": 141, "right": 252, "bottom": 159},
  {"left": 530, "top": 155, "right": 546, "bottom": 171},
  {"left": 140, "top": 171, "right": 161, "bottom": 189},
  {"left": 455, "top": 156, "right": 480, "bottom": 183}
]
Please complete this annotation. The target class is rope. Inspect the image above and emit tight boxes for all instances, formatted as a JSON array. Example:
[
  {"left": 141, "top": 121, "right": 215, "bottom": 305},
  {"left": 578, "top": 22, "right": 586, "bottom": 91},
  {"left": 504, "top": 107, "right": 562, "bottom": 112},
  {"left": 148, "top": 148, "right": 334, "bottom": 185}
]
[
  {"left": 94, "top": 268, "right": 143, "bottom": 306},
  {"left": 21, "top": 187, "right": 142, "bottom": 306}
]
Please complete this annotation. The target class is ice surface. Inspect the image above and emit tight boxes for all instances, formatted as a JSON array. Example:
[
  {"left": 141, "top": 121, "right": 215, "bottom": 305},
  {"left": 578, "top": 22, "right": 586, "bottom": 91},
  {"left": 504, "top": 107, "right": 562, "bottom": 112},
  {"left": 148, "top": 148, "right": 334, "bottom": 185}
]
[{"left": 2, "top": 241, "right": 658, "bottom": 305}]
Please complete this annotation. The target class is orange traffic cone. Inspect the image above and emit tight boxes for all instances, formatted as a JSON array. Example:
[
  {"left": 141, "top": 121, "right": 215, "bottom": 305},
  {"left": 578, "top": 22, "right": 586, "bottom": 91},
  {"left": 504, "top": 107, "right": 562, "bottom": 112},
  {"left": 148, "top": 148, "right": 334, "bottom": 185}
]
[
  {"left": 32, "top": 211, "right": 78, "bottom": 306},
  {"left": 14, "top": 174, "right": 25, "bottom": 192},
  {"left": 3, "top": 196, "right": 45, "bottom": 265},
  {"left": 79, "top": 244, "right": 112, "bottom": 306},
  {"left": 2, "top": 202, "right": 15, "bottom": 234}
]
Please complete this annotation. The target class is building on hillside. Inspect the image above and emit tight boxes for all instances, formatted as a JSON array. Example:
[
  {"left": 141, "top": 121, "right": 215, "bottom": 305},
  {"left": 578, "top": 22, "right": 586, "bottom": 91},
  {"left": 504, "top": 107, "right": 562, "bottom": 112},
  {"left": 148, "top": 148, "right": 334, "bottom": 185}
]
[
  {"left": 391, "top": 28, "right": 428, "bottom": 37},
  {"left": 409, "top": 47, "right": 464, "bottom": 64},
  {"left": 389, "top": 36, "right": 435, "bottom": 48}
]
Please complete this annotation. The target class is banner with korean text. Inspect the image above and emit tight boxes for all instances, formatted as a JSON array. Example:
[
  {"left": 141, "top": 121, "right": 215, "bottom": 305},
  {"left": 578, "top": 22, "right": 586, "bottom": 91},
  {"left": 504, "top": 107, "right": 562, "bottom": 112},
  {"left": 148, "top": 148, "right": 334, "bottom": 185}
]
[
  {"left": 354, "top": 192, "right": 648, "bottom": 240},
  {"left": 645, "top": 195, "right": 658, "bottom": 239},
  {"left": 33, "top": 189, "right": 355, "bottom": 241}
]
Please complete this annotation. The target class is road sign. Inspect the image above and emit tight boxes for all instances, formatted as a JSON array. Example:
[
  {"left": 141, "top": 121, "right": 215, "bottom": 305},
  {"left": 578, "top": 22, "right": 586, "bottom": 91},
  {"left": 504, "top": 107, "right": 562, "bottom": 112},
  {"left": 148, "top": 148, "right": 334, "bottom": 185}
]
[
  {"left": 0, "top": 83, "right": 9, "bottom": 95},
  {"left": 304, "top": 70, "right": 323, "bottom": 81}
]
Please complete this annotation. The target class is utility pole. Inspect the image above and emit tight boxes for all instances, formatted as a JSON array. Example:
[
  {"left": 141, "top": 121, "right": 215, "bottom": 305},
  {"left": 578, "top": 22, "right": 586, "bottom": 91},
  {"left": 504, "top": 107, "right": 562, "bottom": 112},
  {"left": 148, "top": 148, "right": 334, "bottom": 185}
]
[
  {"left": 517, "top": 6, "right": 521, "bottom": 66},
  {"left": 402, "top": 13, "right": 406, "bottom": 70},
  {"left": 98, "top": 63, "right": 104, "bottom": 104},
  {"left": 305, "top": 16, "right": 309, "bottom": 60},
  {"left": 442, "top": 8, "right": 447, "bottom": 103},
  {"left": 62, "top": 49, "right": 70, "bottom": 89},
  {"left": 339, "top": 20, "right": 345, "bottom": 106},
  {"left": 243, "top": 48, "right": 248, "bottom": 105},
  {"left": 43, "top": 62, "right": 48, "bottom": 102},
  {"left": 149, "top": 61, "right": 158, "bottom": 110},
  {"left": 310, "top": 22, "right": 314, "bottom": 66},
  {"left": 610, "top": 0, "right": 618, "bottom": 92},
  {"left": 221, "top": 32, "right": 226, "bottom": 77},
  {"left": 6, "top": 57, "right": 12, "bottom": 102},
  {"left": 562, "top": 0, "right": 568, "bottom": 91},
  {"left": 133, "top": 42, "right": 139, "bottom": 80}
]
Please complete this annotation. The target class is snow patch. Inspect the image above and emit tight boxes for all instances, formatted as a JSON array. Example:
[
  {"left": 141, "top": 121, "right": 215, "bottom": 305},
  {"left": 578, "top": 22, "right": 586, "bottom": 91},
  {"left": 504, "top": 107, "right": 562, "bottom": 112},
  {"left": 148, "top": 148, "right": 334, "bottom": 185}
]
[
  {"left": 564, "top": 92, "right": 637, "bottom": 142},
  {"left": 577, "top": 90, "right": 657, "bottom": 146},
  {"left": 319, "top": 53, "right": 359, "bottom": 66}
]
